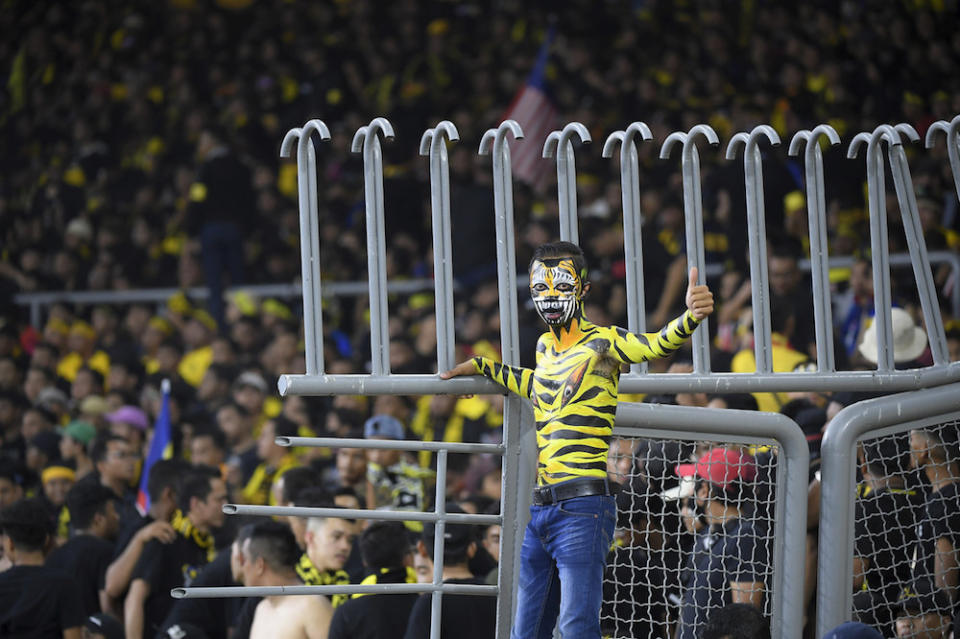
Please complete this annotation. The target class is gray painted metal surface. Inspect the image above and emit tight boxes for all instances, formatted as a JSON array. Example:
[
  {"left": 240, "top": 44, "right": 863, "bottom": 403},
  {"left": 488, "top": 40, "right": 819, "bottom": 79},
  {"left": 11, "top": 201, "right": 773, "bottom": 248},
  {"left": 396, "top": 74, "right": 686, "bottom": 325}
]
[{"left": 817, "top": 382, "right": 960, "bottom": 637}]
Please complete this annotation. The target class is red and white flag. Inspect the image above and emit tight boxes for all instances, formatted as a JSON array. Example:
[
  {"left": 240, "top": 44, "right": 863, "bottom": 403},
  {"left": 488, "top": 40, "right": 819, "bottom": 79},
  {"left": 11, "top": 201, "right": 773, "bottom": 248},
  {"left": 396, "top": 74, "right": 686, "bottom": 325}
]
[{"left": 502, "top": 27, "right": 559, "bottom": 191}]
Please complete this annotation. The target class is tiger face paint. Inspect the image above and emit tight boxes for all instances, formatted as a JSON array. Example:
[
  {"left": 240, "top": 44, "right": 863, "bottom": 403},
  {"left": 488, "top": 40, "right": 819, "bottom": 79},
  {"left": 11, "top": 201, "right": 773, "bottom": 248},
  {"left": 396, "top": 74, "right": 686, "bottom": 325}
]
[{"left": 529, "top": 257, "right": 583, "bottom": 328}]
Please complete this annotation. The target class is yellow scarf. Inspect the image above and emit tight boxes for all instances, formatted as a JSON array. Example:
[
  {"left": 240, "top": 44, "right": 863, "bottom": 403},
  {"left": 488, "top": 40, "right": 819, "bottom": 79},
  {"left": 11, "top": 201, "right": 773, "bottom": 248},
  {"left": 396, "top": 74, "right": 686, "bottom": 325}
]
[{"left": 171, "top": 510, "right": 216, "bottom": 563}]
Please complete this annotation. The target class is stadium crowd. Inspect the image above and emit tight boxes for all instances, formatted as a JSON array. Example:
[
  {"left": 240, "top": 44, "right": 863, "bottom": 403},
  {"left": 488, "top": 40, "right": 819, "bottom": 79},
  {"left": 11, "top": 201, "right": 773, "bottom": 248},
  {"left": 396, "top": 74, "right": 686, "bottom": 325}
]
[{"left": 2, "top": 0, "right": 960, "bottom": 638}]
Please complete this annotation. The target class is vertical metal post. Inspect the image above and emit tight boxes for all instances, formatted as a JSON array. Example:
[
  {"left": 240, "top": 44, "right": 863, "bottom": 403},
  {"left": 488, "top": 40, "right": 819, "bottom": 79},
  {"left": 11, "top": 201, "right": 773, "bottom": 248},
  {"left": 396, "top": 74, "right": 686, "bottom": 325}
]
[
  {"left": 887, "top": 124, "right": 949, "bottom": 365},
  {"left": 351, "top": 118, "right": 395, "bottom": 375},
  {"left": 925, "top": 114, "right": 960, "bottom": 202},
  {"left": 788, "top": 125, "right": 841, "bottom": 371},
  {"left": 430, "top": 450, "right": 448, "bottom": 639},
  {"left": 420, "top": 121, "right": 460, "bottom": 372},
  {"left": 479, "top": 120, "right": 526, "bottom": 639},
  {"left": 726, "top": 125, "right": 780, "bottom": 374},
  {"left": 543, "top": 123, "right": 591, "bottom": 245},
  {"left": 660, "top": 125, "right": 719, "bottom": 374},
  {"left": 280, "top": 120, "right": 331, "bottom": 375},
  {"left": 603, "top": 122, "right": 653, "bottom": 374},
  {"left": 848, "top": 127, "right": 900, "bottom": 372}
]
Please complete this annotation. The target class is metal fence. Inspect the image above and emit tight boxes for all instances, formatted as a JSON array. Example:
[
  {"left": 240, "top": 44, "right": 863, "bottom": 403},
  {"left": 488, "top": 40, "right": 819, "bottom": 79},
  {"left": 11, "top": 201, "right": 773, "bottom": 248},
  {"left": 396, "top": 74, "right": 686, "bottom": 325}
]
[{"left": 172, "top": 113, "right": 960, "bottom": 639}]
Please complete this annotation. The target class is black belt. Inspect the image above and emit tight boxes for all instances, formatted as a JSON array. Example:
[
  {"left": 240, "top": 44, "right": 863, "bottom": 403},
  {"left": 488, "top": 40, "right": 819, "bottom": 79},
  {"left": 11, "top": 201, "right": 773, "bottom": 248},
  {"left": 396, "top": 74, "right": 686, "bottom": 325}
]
[{"left": 531, "top": 479, "right": 620, "bottom": 506}]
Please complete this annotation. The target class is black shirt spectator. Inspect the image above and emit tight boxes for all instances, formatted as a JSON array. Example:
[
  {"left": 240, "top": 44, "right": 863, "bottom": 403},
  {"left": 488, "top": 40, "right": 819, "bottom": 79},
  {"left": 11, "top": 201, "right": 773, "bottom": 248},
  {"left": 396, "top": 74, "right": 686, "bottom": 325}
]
[
  {"left": 47, "top": 534, "right": 115, "bottom": 616},
  {"left": 0, "top": 564, "right": 86, "bottom": 638},
  {"left": 329, "top": 521, "right": 419, "bottom": 639},
  {"left": 0, "top": 498, "right": 85, "bottom": 638},
  {"left": 159, "top": 547, "right": 235, "bottom": 639},
  {"left": 914, "top": 481, "right": 960, "bottom": 593},
  {"left": 403, "top": 577, "right": 496, "bottom": 639}
]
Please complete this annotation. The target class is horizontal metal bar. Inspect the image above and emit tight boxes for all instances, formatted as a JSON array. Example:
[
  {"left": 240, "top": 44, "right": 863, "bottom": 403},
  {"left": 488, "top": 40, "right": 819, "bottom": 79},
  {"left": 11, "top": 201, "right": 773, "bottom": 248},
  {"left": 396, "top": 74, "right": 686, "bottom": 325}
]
[
  {"left": 223, "top": 503, "right": 502, "bottom": 525},
  {"left": 277, "top": 436, "right": 504, "bottom": 454},
  {"left": 279, "top": 363, "right": 960, "bottom": 397},
  {"left": 173, "top": 583, "right": 499, "bottom": 599}
]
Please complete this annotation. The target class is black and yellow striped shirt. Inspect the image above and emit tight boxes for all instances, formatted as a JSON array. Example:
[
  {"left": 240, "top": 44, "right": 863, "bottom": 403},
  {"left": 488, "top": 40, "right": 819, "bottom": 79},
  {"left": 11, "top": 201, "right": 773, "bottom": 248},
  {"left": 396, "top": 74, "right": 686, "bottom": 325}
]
[{"left": 474, "top": 311, "right": 699, "bottom": 486}]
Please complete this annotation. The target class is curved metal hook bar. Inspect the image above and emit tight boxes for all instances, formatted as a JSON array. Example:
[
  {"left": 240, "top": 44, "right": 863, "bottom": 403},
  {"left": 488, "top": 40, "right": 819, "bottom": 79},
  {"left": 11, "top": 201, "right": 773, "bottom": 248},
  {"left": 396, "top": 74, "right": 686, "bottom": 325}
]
[
  {"left": 808, "top": 124, "right": 841, "bottom": 148},
  {"left": 924, "top": 115, "right": 960, "bottom": 149},
  {"left": 787, "top": 130, "right": 811, "bottom": 157},
  {"left": 478, "top": 120, "right": 524, "bottom": 156},
  {"left": 418, "top": 129, "right": 434, "bottom": 156},
  {"left": 433, "top": 120, "right": 459, "bottom": 144},
  {"left": 686, "top": 124, "right": 720, "bottom": 149},
  {"left": 846, "top": 132, "right": 873, "bottom": 159},
  {"left": 724, "top": 132, "right": 751, "bottom": 160},
  {"left": 280, "top": 128, "right": 303, "bottom": 158},
  {"left": 601, "top": 131, "right": 624, "bottom": 158},
  {"left": 659, "top": 131, "right": 688, "bottom": 159},
  {"left": 542, "top": 122, "right": 591, "bottom": 159},
  {"left": 366, "top": 117, "right": 395, "bottom": 142},
  {"left": 894, "top": 123, "right": 920, "bottom": 144},
  {"left": 300, "top": 119, "right": 331, "bottom": 143},
  {"left": 350, "top": 127, "right": 368, "bottom": 153}
]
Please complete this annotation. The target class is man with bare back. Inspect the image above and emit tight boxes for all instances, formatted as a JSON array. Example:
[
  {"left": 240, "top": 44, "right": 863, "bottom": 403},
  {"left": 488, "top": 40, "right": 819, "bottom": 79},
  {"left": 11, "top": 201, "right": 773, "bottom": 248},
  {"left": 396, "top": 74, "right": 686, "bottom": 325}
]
[{"left": 243, "top": 520, "right": 333, "bottom": 639}]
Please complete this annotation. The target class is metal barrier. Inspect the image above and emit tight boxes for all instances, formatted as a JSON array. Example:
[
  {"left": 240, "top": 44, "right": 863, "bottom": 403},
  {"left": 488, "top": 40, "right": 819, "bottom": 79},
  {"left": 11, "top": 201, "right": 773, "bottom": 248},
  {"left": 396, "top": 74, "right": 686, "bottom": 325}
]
[
  {"left": 817, "top": 382, "right": 960, "bottom": 637},
  {"left": 164, "top": 113, "right": 960, "bottom": 639}
]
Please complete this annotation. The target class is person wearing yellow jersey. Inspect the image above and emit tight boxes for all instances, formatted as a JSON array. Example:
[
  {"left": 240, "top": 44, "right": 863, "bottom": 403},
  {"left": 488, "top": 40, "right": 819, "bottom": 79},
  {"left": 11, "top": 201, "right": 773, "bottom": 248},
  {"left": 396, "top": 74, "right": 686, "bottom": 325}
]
[
  {"left": 442, "top": 241, "right": 713, "bottom": 639},
  {"left": 241, "top": 416, "right": 300, "bottom": 506},
  {"left": 57, "top": 321, "right": 110, "bottom": 383},
  {"left": 177, "top": 311, "right": 216, "bottom": 388},
  {"left": 730, "top": 304, "right": 810, "bottom": 413}
]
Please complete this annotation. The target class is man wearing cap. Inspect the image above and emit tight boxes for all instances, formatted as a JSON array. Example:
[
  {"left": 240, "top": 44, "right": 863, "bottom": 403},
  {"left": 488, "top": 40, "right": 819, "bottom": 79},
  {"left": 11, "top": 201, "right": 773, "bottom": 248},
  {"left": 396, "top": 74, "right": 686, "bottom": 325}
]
[
  {"left": 909, "top": 425, "right": 960, "bottom": 604},
  {"left": 241, "top": 416, "right": 301, "bottom": 506},
  {"left": 674, "top": 447, "right": 769, "bottom": 639},
  {"left": 893, "top": 582, "right": 953, "bottom": 639},
  {"left": 363, "top": 414, "right": 434, "bottom": 530},
  {"left": 60, "top": 420, "right": 97, "bottom": 479},
  {"left": 232, "top": 370, "right": 283, "bottom": 434},
  {"left": 404, "top": 505, "right": 497, "bottom": 639},
  {"left": 441, "top": 241, "right": 713, "bottom": 638},
  {"left": 105, "top": 405, "right": 149, "bottom": 454},
  {"left": 858, "top": 307, "right": 930, "bottom": 369}
]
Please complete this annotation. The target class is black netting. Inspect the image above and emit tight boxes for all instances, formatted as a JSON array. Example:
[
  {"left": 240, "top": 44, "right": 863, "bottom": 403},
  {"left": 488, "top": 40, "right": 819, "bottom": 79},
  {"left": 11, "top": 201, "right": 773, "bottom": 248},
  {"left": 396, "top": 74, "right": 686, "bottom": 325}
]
[{"left": 601, "top": 437, "right": 780, "bottom": 639}]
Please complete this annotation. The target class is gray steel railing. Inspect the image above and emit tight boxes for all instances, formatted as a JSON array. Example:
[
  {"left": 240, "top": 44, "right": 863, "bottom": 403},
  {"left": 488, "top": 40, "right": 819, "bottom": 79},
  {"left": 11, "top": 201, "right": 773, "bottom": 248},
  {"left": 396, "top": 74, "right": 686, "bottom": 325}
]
[{"left": 109, "top": 113, "right": 960, "bottom": 638}]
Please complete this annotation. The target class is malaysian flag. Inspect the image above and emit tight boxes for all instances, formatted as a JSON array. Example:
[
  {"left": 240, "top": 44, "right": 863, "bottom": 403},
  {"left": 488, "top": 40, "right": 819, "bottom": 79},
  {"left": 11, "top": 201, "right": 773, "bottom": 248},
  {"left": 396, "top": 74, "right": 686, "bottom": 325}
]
[
  {"left": 137, "top": 379, "right": 173, "bottom": 514},
  {"left": 502, "top": 27, "right": 559, "bottom": 191}
]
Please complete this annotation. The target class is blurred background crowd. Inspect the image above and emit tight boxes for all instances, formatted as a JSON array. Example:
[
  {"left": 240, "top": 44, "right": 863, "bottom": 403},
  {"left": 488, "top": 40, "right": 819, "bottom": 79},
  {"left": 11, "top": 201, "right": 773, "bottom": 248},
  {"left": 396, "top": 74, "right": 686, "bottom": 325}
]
[{"left": 1, "top": 0, "right": 960, "bottom": 638}]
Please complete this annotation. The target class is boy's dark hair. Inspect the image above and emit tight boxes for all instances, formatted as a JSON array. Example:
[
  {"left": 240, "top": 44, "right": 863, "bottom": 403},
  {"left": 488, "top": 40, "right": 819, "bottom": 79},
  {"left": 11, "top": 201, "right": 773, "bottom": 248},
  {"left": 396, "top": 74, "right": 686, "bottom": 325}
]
[
  {"left": 147, "top": 458, "right": 191, "bottom": 503},
  {"left": 179, "top": 466, "right": 220, "bottom": 513},
  {"left": 359, "top": 521, "right": 410, "bottom": 571},
  {"left": 245, "top": 520, "right": 300, "bottom": 573},
  {"left": 65, "top": 478, "right": 117, "bottom": 530},
  {"left": 701, "top": 603, "right": 770, "bottom": 639},
  {"left": 90, "top": 433, "right": 128, "bottom": 465},
  {"left": 0, "top": 498, "right": 52, "bottom": 552},
  {"left": 529, "top": 241, "right": 588, "bottom": 281},
  {"left": 280, "top": 466, "right": 322, "bottom": 504},
  {"left": 191, "top": 423, "right": 228, "bottom": 453}
]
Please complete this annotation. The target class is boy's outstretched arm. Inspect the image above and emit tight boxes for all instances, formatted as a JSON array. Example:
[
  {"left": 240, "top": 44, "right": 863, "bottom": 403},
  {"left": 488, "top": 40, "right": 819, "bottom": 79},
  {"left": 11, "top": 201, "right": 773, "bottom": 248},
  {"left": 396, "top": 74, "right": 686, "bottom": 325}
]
[{"left": 440, "top": 357, "right": 534, "bottom": 399}]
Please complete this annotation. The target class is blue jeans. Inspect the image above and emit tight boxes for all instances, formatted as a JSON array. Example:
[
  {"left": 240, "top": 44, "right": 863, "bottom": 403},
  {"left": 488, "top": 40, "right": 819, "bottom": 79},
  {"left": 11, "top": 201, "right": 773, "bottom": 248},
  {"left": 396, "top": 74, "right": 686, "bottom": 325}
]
[
  {"left": 511, "top": 493, "right": 617, "bottom": 639},
  {"left": 200, "top": 221, "right": 244, "bottom": 328}
]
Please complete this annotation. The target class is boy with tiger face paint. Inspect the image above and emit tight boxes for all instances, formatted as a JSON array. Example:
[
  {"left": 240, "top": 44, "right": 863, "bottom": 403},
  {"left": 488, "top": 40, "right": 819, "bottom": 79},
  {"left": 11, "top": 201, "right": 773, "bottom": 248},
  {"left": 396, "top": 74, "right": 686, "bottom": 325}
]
[{"left": 442, "top": 241, "right": 714, "bottom": 639}]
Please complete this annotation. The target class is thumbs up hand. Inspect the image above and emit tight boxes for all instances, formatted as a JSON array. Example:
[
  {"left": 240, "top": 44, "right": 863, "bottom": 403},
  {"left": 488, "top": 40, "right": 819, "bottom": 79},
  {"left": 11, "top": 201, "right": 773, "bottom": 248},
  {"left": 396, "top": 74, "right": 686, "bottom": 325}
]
[{"left": 685, "top": 266, "right": 715, "bottom": 321}]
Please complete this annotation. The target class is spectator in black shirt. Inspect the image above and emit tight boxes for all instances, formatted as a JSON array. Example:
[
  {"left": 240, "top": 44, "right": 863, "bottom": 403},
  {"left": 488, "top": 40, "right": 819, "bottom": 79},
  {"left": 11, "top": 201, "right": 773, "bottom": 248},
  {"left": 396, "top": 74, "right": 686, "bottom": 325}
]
[
  {"left": 0, "top": 497, "right": 84, "bottom": 638},
  {"left": 104, "top": 459, "right": 184, "bottom": 606},
  {"left": 893, "top": 582, "right": 953, "bottom": 639},
  {"left": 124, "top": 467, "right": 227, "bottom": 639},
  {"left": 909, "top": 425, "right": 960, "bottom": 605},
  {"left": 701, "top": 603, "right": 771, "bottom": 639},
  {"left": 674, "top": 448, "right": 769, "bottom": 639},
  {"left": 404, "top": 507, "right": 496, "bottom": 639},
  {"left": 329, "top": 521, "right": 419, "bottom": 639},
  {"left": 46, "top": 479, "right": 119, "bottom": 617},
  {"left": 90, "top": 433, "right": 141, "bottom": 524},
  {"left": 853, "top": 436, "right": 923, "bottom": 632}
]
